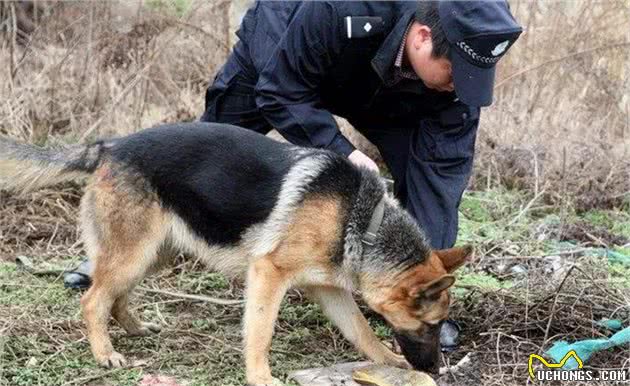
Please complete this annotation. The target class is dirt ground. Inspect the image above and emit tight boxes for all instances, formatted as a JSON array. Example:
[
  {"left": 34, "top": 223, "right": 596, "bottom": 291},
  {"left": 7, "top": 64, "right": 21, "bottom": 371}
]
[{"left": 1, "top": 186, "right": 629, "bottom": 386}]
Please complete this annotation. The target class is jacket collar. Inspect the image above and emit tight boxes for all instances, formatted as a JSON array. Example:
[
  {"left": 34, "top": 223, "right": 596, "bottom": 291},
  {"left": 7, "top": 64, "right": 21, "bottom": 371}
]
[{"left": 371, "top": 9, "right": 416, "bottom": 82}]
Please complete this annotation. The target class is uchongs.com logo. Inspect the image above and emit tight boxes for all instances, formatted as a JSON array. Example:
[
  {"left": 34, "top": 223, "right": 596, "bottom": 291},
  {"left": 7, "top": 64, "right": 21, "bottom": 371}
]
[{"left": 528, "top": 350, "right": 629, "bottom": 382}]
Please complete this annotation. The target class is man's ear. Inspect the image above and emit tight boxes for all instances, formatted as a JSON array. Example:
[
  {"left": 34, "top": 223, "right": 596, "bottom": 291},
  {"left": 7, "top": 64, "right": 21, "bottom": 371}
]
[
  {"left": 410, "top": 22, "right": 432, "bottom": 48},
  {"left": 417, "top": 24, "right": 432, "bottom": 42},
  {"left": 434, "top": 245, "right": 473, "bottom": 273}
]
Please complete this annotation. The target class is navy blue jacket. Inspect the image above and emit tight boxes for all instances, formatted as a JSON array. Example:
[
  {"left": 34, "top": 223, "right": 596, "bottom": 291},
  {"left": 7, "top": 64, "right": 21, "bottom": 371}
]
[{"left": 231, "top": 1, "right": 480, "bottom": 157}]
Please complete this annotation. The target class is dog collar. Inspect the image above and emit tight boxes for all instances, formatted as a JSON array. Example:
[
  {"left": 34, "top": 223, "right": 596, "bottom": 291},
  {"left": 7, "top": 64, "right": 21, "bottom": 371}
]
[{"left": 361, "top": 197, "right": 385, "bottom": 247}]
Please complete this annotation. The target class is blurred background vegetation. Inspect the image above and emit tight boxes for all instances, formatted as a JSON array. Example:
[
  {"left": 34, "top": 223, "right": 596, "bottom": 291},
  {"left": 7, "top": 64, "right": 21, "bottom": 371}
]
[
  {"left": 0, "top": 0, "right": 628, "bottom": 210},
  {"left": 0, "top": 2, "right": 628, "bottom": 386}
]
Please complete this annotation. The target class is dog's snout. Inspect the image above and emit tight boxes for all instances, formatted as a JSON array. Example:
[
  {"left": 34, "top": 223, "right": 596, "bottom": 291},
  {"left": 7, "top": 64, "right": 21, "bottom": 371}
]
[{"left": 394, "top": 325, "right": 441, "bottom": 373}]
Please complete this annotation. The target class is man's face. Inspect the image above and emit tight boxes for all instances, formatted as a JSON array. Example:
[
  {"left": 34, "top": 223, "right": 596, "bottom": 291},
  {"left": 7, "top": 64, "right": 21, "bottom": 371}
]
[{"left": 405, "top": 22, "right": 454, "bottom": 93}]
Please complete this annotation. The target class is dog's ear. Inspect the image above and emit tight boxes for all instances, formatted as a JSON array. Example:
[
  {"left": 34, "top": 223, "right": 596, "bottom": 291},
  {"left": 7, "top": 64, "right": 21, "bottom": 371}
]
[
  {"left": 413, "top": 274, "right": 455, "bottom": 304},
  {"left": 433, "top": 245, "right": 473, "bottom": 273}
]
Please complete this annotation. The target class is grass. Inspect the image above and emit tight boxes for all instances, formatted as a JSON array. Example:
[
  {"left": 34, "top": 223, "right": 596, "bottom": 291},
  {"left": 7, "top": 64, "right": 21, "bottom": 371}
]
[
  {"left": 608, "top": 263, "right": 630, "bottom": 290},
  {"left": 1, "top": 188, "right": 629, "bottom": 386},
  {"left": 0, "top": 256, "right": 367, "bottom": 386},
  {"left": 0, "top": 266, "right": 74, "bottom": 310},
  {"left": 0, "top": 266, "right": 142, "bottom": 386},
  {"left": 582, "top": 210, "right": 630, "bottom": 240},
  {"left": 452, "top": 269, "right": 514, "bottom": 299}
]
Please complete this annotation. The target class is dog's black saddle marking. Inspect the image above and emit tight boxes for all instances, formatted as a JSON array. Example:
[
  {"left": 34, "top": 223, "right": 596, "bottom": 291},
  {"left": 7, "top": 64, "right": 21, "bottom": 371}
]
[{"left": 109, "top": 122, "right": 296, "bottom": 246}]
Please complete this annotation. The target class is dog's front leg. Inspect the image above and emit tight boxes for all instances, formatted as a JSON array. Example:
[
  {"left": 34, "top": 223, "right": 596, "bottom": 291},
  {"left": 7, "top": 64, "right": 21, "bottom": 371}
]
[
  {"left": 305, "top": 286, "right": 410, "bottom": 369},
  {"left": 243, "top": 259, "right": 290, "bottom": 386}
]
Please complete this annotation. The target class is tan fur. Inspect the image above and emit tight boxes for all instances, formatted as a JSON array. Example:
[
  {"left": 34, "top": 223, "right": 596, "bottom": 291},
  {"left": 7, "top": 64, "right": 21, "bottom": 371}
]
[
  {"left": 242, "top": 197, "right": 345, "bottom": 383},
  {"left": 0, "top": 133, "right": 473, "bottom": 385},
  {"left": 37, "top": 161, "right": 470, "bottom": 385},
  {"left": 362, "top": 249, "right": 469, "bottom": 335},
  {"left": 265, "top": 197, "right": 341, "bottom": 281},
  {"left": 79, "top": 166, "right": 168, "bottom": 367},
  {"left": 434, "top": 246, "right": 473, "bottom": 272},
  {"left": 75, "top": 169, "right": 362, "bottom": 383},
  {"left": 240, "top": 197, "right": 407, "bottom": 383},
  {"left": 304, "top": 286, "right": 408, "bottom": 368}
]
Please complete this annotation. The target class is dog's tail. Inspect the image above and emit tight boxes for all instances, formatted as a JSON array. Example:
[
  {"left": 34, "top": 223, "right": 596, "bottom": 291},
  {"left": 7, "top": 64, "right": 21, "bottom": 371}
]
[{"left": 0, "top": 137, "right": 107, "bottom": 193}]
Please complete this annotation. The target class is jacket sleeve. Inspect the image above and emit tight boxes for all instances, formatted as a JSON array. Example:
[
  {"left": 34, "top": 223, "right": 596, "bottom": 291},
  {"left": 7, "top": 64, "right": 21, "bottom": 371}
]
[{"left": 254, "top": 2, "right": 355, "bottom": 157}]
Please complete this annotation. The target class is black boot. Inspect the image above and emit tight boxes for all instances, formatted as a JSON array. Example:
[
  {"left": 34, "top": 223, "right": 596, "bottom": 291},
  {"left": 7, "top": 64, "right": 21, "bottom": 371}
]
[
  {"left": 63, "top": 259, "right": 93, "bottom": 289},
  {"left": 440, "top": 320, "right": 461, "bottom": 352}
]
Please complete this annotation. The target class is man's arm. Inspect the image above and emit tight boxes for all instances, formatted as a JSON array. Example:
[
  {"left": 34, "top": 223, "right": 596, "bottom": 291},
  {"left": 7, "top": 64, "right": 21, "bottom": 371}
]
[{"left": 254, "top": 2, "right": 355, "bottom": 157}]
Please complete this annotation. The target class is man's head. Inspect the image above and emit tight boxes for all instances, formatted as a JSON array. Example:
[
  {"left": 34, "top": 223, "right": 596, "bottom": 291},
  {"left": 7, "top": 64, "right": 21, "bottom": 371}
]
[
  {"left": 405, "top": 1, "right": 522, "bottom": 106},
  {"left": 404, "top": 2, "right": 453, "bottom": 92}
]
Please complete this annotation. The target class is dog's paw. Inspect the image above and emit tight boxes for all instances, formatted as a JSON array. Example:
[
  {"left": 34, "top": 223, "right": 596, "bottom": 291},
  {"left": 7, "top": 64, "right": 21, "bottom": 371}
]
[
  {"left": 128, "top": 322, "right": 162, "bottom": 337},
  {"left": 386, "top": 353, "right": 412, "bottom": 369},
  {"left": 97, "top": 351, "right": 127, "bottom": 368}
]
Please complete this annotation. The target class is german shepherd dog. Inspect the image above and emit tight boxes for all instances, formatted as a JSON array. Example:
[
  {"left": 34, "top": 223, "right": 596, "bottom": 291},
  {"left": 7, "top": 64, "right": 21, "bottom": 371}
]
[{"left": 0, "top": 122, "right": 471, "bottom": 385}]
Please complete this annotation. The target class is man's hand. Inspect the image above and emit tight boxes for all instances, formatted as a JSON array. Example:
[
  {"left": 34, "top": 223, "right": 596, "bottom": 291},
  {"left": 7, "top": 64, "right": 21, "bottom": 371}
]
[{"left": 348, "top": 150, "right": 379, "bottom": 173}]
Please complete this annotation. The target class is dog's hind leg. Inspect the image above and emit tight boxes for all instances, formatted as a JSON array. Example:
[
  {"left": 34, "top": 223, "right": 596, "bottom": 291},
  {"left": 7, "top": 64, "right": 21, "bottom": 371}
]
[
  {"left": 111, "top": 243, "right": 175, "bottom": 336},
  {"left": 111, "top": 293, "right": 161, "bottom": 337},
  {"left": 243, "top": 258, "right": 291, "bottom": 386},
  {"left": 305, "top": 286, "right": 410, "bottom": 369},
  {"left": 81, "top": 221, "right": 166, "bottom": 367},
  {"left": 79, "top": 180, "right": 166, "bottom": 368}
]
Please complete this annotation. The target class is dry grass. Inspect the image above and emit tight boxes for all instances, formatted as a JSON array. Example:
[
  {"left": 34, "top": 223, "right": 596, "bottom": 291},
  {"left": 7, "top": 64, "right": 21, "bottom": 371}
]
[
  {"left": 0, "top": 1, "right": 629, "bottom": 386},
  {"left": 0, "top": 185, "right": 80, "bottom": 259},
  {"left": 1, "top": 1, "right": 628, "bottom": 207},
  {"left": 1, "top": 1, "right": 227, "bottom": 143},
  {"left": 450, "top": 255, "right": 630, "bottom": 386},
  {"left": 475, "top": 1, "right": 630, "bottom": 210}
]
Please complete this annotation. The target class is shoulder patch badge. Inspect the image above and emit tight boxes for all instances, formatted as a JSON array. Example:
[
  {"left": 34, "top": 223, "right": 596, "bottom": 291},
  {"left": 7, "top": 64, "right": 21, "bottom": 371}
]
[{"left": 345, "top": 16, "right": 384, "bottom": 39}]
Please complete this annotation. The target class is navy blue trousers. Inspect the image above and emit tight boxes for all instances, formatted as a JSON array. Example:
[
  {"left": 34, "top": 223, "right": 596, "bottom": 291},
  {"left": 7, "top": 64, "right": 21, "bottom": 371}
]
[{"left": 200, "top": 61, "right": 475, "bottom": 249}]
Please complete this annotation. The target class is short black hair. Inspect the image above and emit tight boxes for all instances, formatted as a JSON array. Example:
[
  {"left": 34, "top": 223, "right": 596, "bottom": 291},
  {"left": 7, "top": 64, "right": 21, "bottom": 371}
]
[{"left": 415, "top": 1, "right": 450, "bottom": 58}]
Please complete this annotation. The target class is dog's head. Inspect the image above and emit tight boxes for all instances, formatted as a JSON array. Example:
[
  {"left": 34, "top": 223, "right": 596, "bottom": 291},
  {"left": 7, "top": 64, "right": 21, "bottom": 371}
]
[{"left": 367, "top": 246, "right": 472, "bottom": 373}]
